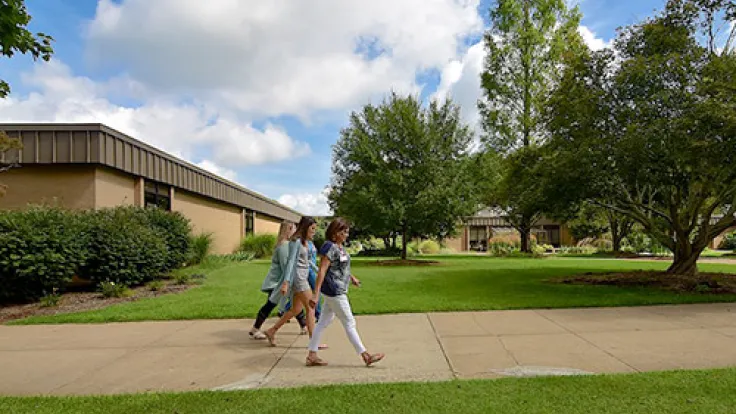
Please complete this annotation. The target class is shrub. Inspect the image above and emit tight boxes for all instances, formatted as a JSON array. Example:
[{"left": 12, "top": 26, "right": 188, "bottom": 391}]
[
  {"left": 0, "top": 206, "right": 87, "bottom": 302},
  {"left": 418, "top": 240, "right": 441, "bottom": 255},
  {"left": 189, "top": 233, "right": 214, "bottom": 265},
  {"left": 79, "top": 208, "right": 168, "bottom": 286},
  {"left": 239, "top": 234, "right": 277, "bottom": 259},
  {"left": 141, "top": 207, "right": 192, "bottom": 270},
  {"left": 147, "top": 280, "right": 165, "bottom": 292},
  {"left": 719, "top": 232, "right": 736, "bottom": 250},
  {"left": 39, "top": 290, "right": 61, "bottom": 308},
  {"left": 558, "top": 246, "right": 597, "bottom": 255},
  {"left": 173, "top": 273, "right": 191, "bottom": 285},
  {"left": 99, "top": 280, "right": 133, "bottom": 298}
]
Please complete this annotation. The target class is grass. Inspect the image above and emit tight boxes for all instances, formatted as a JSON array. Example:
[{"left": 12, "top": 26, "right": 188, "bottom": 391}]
[
  {"left": 7, "top": 256, "right": 736, "bottom": 325},
  {"left": 1, "top": 368, "right": 736, "bottom": 413}
]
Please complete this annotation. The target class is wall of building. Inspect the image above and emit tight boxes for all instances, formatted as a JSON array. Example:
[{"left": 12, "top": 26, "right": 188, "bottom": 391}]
[
  {"left": 255, "top": 213, "right": 282, "bottom": 235},
  {"left": 0, "top": 164, "right": 96, "bottom": 210},
  {"left": 172, "top": 189, "right": 243, "bottom": 254},
  {"left": 94, "top": 167, "right": 136, "bottom": 208}
]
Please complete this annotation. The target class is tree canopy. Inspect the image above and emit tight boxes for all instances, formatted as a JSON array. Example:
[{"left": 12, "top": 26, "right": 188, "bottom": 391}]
[
  {"left": 545, "top": 0, "right": 736, "bottom": 274},
  {"left": 329, "top": 93, "right": 479, "bottom": 259}
]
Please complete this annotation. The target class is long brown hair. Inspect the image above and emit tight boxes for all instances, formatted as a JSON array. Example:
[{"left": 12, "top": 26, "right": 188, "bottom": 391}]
[
  {"left": 325, "top": 217, "right": 350, "bottom": 243},
  {"left": 291, "top": 216, "right": 316, "bottom": 246}
]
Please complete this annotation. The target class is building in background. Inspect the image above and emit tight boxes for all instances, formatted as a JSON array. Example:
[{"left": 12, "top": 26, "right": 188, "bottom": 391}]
[
  {"left": 446, "top": 207, "right": 574, "bottom": 252},
  {"left": 0, "top": 123, "right": 301, "bottom": 254}
]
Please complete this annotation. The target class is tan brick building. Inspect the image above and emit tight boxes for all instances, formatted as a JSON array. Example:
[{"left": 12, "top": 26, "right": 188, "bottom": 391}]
[
  {"left": 0, "top": 123, "right": 302, "bottom": 254},
  {"left": 446, "top": 207, "right": 574, "bottom": 252}
]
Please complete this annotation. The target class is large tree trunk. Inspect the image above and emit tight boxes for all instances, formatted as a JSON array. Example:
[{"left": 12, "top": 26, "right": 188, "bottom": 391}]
[
  {"left": 519, "top": 227, "right": 531, "bottom": 253},
  {"left": 667, "top": 241, "right": 707, "bottom": 276},
  {"left": 612, "top": 233, "right": 622, "bottom": 254}
]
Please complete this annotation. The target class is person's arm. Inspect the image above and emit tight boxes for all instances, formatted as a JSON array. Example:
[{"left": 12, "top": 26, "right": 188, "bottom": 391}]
[
  {"left": 310, "top": 256, "right": 331, "bottom": 308},
  {"left": 280, "top": 241, "right": 299, "bottom": 295},
  {"left": 350, "top": 274, "right": 361, "bottom": 287}
]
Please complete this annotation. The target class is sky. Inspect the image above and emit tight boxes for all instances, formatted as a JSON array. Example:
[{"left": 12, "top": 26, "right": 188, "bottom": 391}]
[{"left": 0, "top": 0, "right": 673, "bottom": 215}]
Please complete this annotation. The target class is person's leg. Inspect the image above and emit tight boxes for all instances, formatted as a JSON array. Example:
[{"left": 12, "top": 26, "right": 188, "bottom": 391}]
[
  {"left": 306, "top": 298, "right": 336, "bottom": 365},
  {"left": 252, "top": 298, "right": 277, "bottom": 331},
  {"left": 330, "top": 295, "right": 384, "bottom": 366},
  {"left": 295, "top": 309, "right": 307, "bottom": 333},
  {"left": 264, "top": 299, "right": 305, "bottom": 346},
  {"left": 294, "top": 291, "right": 315, "bottom": 337}
]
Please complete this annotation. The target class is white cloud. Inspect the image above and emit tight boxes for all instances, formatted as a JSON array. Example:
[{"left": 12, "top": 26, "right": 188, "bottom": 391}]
[
  {"left": 578, "top": 26, "right": 612, "bottom": 51},
  {"left": 85, "top": 0, "right": 484, "bottom": 118},
  {"left": 433, "top": 41, "right": 486, "bottom": 129},
  {"left": 195, "top": 159, "right": 238, "bottom": 182},
  {"left": 278, "top": 188, "right": 332, "bottom": 216},
  {"left": 0, "top": 60, "right": 310, "bottom": 168},
  {"left": 433, "top": 25, "right": 612, "bottom": 139}
]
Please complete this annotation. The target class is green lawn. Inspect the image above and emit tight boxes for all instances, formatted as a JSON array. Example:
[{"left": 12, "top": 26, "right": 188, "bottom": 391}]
[
  {"left": 2, "top": 368, "right": 735, "bottom": 413},
  {"left": 8, "top": 256, "right": 736, "bottom": 325}
]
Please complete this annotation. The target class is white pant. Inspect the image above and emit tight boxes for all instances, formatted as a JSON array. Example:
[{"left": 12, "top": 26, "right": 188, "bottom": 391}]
[{"left": 308, "top": 294, "right": 366, "bottom": 354}]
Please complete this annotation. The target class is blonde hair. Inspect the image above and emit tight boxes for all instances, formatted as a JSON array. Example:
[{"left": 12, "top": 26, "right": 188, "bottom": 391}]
[{"left": 276, "top": 221, "right": 294, "bottom": 248}]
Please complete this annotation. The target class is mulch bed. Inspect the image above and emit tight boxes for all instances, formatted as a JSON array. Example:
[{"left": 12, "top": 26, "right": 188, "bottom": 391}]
[
  {"left": 553, "top": 271, "right": 736, "bottom": 294},
  {"left": 0, "top": 281, "right": 193, "bottom": 324},
  {"left": 368, "top": 259, "right": 440, "bottom": 266}
]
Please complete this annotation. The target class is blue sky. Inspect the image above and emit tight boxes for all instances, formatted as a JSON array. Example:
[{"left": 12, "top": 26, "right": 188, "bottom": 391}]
[{"left": 2, "top": 0, "right": 671, "bottom": 214}]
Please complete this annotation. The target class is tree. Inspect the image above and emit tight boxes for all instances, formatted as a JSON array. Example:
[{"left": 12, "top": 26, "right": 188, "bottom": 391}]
[
  {"left": 1, "top": 0, "right": 54, "bottom": 194},
  {"left": 478, "top": 0, "right": 583, "bottom": 252},
  {"left": 565, "top": 202, "right": 635, "bottom": 253},
  {"left": 1, "top": 0, "right": 54, "bottom": 98},
  {"left": 546, "top": 0, "right": 736, "bottom": 275},
  {"left": 329, "top": 92, "right": 479, "bottom": 260}
]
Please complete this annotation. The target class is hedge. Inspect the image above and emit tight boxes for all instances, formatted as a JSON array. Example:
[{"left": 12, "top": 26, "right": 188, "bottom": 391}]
[
  {"left": 0, "top": 205, "right": 193, "bottom": 303},
  {"left": 239, "top": 234, "right": 277, "bottom": 259}
]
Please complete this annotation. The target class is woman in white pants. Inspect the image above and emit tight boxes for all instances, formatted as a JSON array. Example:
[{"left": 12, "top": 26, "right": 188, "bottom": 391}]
[{"left": 306, "top": 217, "right": 384, "bottom": 367}]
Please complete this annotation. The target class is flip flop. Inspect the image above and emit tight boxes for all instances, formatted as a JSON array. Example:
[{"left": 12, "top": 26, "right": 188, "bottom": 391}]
[
  {"left": 306, "top": 357, "right": 328, "bottom": 367},
  {"left": 362, "top": 352, "right": 385, "bottom": 367}
]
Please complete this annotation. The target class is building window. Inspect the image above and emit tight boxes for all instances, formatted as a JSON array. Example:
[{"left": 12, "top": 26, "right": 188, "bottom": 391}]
[
  {"left": 144, "top": 181, "right": 171, "bottom": 211},
  {"left": 244, "top": 210, "right": 255, "bottom": 236}
]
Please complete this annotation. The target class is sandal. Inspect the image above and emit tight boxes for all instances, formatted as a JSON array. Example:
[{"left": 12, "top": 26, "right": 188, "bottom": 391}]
[
  {"left": 362, "top": 352, "right": 385, "bottom": 367},
  {"left": 306, "top": 356, "right": 328, "bottom": 367}
]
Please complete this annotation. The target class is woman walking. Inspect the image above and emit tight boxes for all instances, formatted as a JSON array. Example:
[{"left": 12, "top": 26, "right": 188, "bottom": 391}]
[
  {"left": 263, "top": 216, "right": 320, "bottom": 346},
  {"left": 305, "top": 217, "right": 384, "bottom": 367},
  {"left": 281, "top": 237, "right": 323, "bottom": 325},
  {"left": 248, "top": 221, "right": 296, "bottom": 340}
]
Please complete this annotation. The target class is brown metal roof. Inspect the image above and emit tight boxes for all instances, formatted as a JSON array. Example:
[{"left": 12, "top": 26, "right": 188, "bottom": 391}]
[{"left": 0, "top": 123, "right": 301, "bottom": 222}]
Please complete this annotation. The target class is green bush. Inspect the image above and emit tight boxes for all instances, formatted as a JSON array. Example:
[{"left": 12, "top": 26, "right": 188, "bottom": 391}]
[
  {"left": 79, "top": 207, "right": 168, "bottom": 286},
  {"left": 99, "top": 280, "right": 133, "bottom": 298},
  {"left": 418, "top": 240, "right": 441, "bottom": 255},
  {"left": 189, "top": 233, "right": 214, "bottom": 265},
  {"left": 719, "top": 232, "right": 736, "bottom": 250},
  {"left": 140, "top": 207, "right": 192, "bottom": 270},
  {"left": 239, "top": 234, "right": 277, "bottom": 259},
  {"left": 0, "top": 206, "right": 87, "bottom": 302},
  {"left": 558, "top": 246, "right": 597, "bottom": 255}
]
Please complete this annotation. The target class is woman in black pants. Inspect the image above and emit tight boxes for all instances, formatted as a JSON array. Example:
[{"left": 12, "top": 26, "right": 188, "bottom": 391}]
[{"left": 248, "top": 221, "right": 303, "bottom": 339}]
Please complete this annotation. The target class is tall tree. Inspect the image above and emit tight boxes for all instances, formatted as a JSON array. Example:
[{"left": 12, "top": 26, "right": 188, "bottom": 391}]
[
  {"left": 329, "top": 93, "right": 479, "bottom": 260},
  {"left": 478, "top": 0, "right": 583, "bottom": 252},
  {"left": 546, "top": 0, "right": 736, "bottom": 275},
  {"left": 0, "top": 0, "right": 54, "bottom": 194}
]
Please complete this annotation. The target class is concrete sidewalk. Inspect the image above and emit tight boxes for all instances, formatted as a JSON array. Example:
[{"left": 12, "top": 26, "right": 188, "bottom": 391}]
[{"left": 1, "top": 303, "right": 736, "bottom": 396}]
